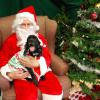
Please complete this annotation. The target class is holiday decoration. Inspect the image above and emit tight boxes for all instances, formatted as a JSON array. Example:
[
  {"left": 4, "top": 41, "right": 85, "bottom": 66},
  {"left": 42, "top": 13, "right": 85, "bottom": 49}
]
[
  {"left": 95, "top": 3, "right": 100, "bottom": 8},
  {"left": 55, "top": 0, "right": 100, "bottom": 99},
  {"left": 90, "top": 12, "right": 98, "bottom": 21},
  {"left": 69, "top": 91, "right": 92, "bottom": 100}
]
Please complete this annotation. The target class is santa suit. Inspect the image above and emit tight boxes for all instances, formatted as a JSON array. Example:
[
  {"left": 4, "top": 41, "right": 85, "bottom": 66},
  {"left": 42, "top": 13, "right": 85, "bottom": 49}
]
[{"left": 0, "top": 33, "right": 63, "bottom": 100}]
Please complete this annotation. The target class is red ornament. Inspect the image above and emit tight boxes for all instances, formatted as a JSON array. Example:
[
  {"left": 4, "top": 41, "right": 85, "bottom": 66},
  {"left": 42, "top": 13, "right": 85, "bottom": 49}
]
[
  {"left": 68, "top": 91, "right": 91, "bottom": 100},
  {"left": 79, "top": 95, "right": 92, "bottom": 100},
  {"left": 92, "top": 85, "right": 100, "bottom": 92},
  {"left": 90, "top": 12, "right": 98, "bottom": 21}
]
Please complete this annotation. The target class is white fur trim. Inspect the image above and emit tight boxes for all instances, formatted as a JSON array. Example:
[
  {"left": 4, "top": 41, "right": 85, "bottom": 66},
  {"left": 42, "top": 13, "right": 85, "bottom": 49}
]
[
  {"left": 38, "top": 56, "right": 48, "bottom": 76},
  {"left": 43, "top": 44, "right": 46, "bottom": 47},
  {"left": 16, "top": 12, "right": 35, "bottom": 20},
  {"left": 42, "top": 91, "right": 63, "bottom": 100},
  {"left": 36, "top": 25, "right": 39, "bottom": 31},
  {"left": 37, "top": 38, "right": 43, "bottom": 46},
  {"left": 0, "top": 64, "right": 13, "bottom": 81}
]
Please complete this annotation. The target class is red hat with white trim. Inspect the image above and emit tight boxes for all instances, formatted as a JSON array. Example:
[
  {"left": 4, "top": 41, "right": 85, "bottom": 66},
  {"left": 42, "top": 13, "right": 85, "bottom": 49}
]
[
  {"left": 18, "top": 6, "right": 37, "bottom": 22},
  {"left": 14, "top": 6, "right": 39, "bottom": 31}
]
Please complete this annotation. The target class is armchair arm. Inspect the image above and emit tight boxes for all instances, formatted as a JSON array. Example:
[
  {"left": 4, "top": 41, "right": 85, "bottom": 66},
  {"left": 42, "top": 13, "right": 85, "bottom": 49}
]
[
  {"left": 51, "top": 52, "right": 69, "bottom": 75},
  {"left": 45, "top": 17, "right": 56, "bottom": 53}
]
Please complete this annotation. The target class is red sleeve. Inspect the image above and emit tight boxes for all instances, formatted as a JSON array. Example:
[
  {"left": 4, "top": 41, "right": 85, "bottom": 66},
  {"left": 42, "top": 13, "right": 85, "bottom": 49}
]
[
  {"left": 38, "top": 33, "right": 51, "bottom": 67},
  {"left": 42, "top": 46, "right": 51, "bottom": 67},
  {"left": 0, "top": 33, "right": 20, "bottom": 68}
]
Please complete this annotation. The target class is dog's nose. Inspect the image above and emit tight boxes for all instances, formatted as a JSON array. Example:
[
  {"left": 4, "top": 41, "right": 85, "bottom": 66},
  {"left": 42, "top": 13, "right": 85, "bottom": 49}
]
[
  {"left": 29, "top": 43, "right": 33, "bottom": 46},
  {"left": 29, "top": 46, "right": 35, "bottom": 52}
]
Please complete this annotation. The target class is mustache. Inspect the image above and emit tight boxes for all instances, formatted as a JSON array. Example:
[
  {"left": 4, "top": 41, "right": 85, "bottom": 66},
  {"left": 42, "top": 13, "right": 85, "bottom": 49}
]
[{"left": 16, "top": 27, "right": 38, "bottom": 47}]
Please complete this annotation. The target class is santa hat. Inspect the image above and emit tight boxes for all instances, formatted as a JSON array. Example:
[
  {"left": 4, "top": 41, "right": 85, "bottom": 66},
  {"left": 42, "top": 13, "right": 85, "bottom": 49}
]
[
  {"left": 17, "top": 6, "right": 37, "bottom": 22},
  {"left": 12, "top": 6, "right": 39, "bottom": 32}
]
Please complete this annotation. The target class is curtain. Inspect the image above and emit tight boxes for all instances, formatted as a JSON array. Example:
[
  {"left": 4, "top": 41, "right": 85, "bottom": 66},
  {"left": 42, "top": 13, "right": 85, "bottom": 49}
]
[
  {"left": 0, "top": 0, "right": 59, "bottom": 18},
  {"left": 0, "top": 0, "right": 84, "bottom": 19}
]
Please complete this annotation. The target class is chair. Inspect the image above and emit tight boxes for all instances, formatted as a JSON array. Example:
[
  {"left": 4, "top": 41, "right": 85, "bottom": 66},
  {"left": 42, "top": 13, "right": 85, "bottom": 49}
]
[{"left": 0, "top": 15, "right": 71, "bottom": 100}]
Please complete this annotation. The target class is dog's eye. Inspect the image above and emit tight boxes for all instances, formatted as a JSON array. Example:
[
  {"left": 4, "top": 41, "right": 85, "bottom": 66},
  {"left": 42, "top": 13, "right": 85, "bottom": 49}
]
[{"left": 29, "top": 43, "right": 32, "bottom": 46}]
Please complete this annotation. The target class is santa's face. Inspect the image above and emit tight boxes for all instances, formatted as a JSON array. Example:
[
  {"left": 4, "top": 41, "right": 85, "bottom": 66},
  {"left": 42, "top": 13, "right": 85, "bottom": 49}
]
[
  {"left": 20, "top": 18, "right": 33, "bottom": 29},
  {"left": 16, "top": 18, "right": 38, "bottom": 48}
]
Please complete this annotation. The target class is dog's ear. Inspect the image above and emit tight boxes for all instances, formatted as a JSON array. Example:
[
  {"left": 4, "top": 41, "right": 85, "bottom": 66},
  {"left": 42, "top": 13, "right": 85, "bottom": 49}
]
[
  {"left": 24, "top": 41, "right": 30, "bottom": 56},
  {"left": 23, "top": 35, "right": 36, "bottom": 56}
]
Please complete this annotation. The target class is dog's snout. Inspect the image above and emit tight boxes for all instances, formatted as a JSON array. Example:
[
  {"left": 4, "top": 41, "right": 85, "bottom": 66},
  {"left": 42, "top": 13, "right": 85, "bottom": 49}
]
[{"left": 29, "top": 43, "right": 32, "bottom": 46}]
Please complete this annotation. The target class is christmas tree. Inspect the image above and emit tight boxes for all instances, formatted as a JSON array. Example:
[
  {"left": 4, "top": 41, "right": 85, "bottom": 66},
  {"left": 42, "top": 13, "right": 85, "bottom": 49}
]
[{"left": 55, "top": 0, "right": 100, "bottom": 99}]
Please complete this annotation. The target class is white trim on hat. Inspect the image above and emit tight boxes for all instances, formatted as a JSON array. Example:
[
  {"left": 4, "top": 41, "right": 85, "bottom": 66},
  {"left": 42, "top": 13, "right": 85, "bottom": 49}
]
[{"left": 16, "top": 12, "right": 35, "bottom": 21}]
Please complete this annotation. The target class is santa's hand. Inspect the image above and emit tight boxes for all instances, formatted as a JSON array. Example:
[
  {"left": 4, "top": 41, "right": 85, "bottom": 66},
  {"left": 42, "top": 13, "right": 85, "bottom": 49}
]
[
  {"left": 7, "top": 71, "right": 29, "bottom": 80},
  {"left": 18, "top": 56, "right": 39, "bottom": 68}
]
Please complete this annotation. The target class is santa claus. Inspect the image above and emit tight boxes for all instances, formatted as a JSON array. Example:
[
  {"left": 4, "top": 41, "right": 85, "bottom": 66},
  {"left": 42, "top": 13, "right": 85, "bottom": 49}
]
[{"left": 0, "top": 6, "right": 63, "bottom": 100}]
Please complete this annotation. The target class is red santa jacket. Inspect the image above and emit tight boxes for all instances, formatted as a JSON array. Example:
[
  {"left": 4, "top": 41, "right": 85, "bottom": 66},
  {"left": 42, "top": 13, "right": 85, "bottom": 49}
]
[{"left": 0, "top": 33, "right": 51, "bottom": 80}]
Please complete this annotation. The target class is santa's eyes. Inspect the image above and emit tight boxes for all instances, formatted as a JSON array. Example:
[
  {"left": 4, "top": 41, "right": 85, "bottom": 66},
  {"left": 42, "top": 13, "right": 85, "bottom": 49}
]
[{"left": 20, "top": 23, "right": 33, "bottom": 29}]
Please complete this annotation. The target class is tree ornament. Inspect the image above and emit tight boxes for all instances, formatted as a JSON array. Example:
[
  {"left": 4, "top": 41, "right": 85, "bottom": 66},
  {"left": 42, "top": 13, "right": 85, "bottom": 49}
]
[
  {"left": 95, "top": 57, "right": 100, "bottom": 62},
  {"left": 95, "top": 3, "right": 100, "bottom": 8},
  {"left": 90, "top": 12, "right": 98, "bottom": 21},
  {"left": 80, "top": 3, "right": 86, "bottom": 10},
  {"left": 62, "top": 41, "right": 69, "bottom": 52}
]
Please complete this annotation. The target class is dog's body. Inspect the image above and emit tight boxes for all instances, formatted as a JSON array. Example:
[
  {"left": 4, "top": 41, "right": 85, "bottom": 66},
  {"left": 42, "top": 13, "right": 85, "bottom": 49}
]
[{"left": 24, "top": 35, "right": 42, "bottom": 86}]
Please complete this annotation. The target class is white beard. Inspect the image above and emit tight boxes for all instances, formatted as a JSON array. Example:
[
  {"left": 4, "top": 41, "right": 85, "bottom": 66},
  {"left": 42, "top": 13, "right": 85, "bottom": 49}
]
[{"left": 16, "top": 26, "right": 38, "bottom": 49}]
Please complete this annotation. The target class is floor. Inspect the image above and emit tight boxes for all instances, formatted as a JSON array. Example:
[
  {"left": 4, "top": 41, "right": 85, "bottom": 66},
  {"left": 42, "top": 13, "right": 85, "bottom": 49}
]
[{"left": 0, "top": 96, "right": 1, "bottom": 100}]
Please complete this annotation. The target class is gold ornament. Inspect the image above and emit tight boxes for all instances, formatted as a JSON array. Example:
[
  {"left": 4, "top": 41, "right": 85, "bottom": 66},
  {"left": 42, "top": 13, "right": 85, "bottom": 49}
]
[
  {"left": 69, "top": 81, "right": 82, "bottom": 95},
  {"left": 95, "top": 3, "right": 100, "bottom": 8},
  {"left": 95, "top": 57, "right": 100, "bottom": 62},
  {"left": 84, "top": 81, "right": 93, "bottom": 89},
  {"left": 96, "top": 79, "right": 100, "bottom": 85}
]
